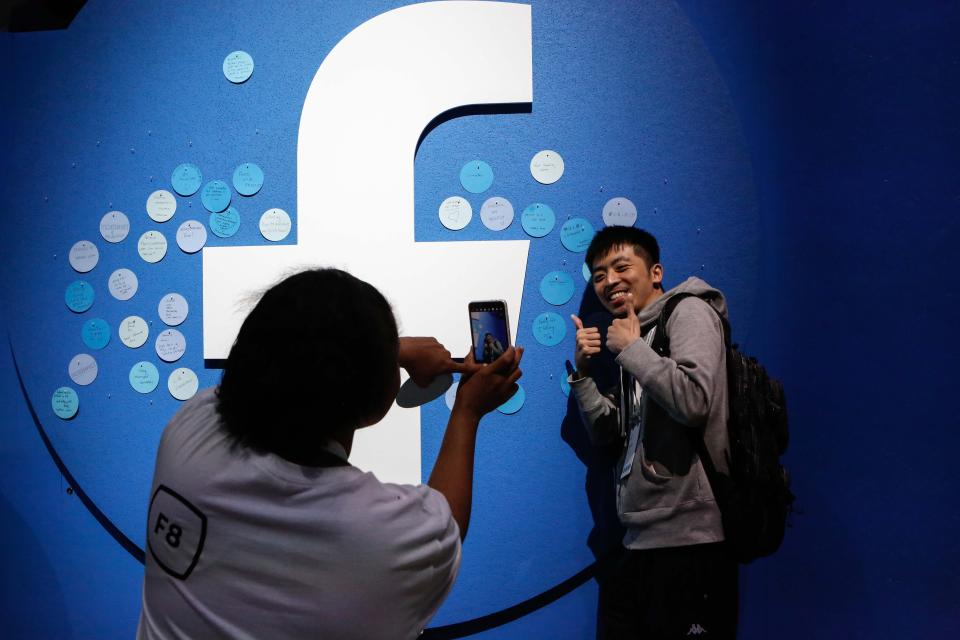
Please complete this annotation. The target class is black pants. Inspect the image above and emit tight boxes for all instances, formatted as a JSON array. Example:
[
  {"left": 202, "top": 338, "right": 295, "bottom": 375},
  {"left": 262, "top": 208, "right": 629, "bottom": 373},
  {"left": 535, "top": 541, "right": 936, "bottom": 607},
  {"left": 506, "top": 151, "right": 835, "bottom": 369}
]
[{"left": 597, "top": 543, "right": 739, "bottom": 639}]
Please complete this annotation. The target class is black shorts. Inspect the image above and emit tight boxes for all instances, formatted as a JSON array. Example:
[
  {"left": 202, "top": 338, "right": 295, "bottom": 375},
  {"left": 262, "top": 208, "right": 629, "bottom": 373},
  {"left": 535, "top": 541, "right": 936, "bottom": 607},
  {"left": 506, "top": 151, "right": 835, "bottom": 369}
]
[{"left": 597, "top": 542, "right": 739, "bottom": 639}]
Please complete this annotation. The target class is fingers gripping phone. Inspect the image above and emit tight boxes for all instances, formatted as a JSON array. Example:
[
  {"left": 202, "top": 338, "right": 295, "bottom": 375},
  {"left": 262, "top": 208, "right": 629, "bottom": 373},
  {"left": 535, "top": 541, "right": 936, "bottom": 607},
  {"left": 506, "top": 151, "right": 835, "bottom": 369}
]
[{"left": 469, "top": 300, "right": 511, "bottom": 364}]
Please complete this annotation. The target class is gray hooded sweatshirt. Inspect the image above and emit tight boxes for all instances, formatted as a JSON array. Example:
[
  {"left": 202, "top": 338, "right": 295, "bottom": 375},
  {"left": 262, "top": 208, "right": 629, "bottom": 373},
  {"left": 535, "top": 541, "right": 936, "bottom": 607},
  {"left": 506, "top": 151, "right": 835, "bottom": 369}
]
[{"left": 570, "top": 277, "right": 730, "bottom": 550}]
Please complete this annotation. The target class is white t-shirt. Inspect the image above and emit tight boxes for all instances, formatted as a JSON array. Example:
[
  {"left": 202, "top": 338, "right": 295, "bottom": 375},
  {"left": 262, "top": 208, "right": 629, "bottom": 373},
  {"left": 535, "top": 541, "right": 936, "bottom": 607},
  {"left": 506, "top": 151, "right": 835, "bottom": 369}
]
[{"left": 137, "top": 388, "right": 460, "bottom": 640}]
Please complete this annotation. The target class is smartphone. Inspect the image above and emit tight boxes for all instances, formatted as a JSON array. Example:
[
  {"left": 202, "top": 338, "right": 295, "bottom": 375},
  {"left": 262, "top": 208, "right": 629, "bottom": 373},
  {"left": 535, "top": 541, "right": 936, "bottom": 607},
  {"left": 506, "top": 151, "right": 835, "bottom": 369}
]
[{"left": 469, "top": 300, "right": 511, "bottom": 364}]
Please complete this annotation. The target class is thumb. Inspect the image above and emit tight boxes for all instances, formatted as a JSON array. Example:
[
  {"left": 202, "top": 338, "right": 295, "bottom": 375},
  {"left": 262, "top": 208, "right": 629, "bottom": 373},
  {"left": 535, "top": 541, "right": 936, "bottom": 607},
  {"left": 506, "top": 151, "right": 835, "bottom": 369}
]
[
  {"left": 625, "top": 293, "right": 638, "bottom": 318},
  {"left": 571, "top": 314, "right": 584, "bottom": 330},
  {"left": 486, "top": 346, "right": 517, "bottom": 373},
  {"left": 449, "top": 359, "right": 481, "bottom": 375}
]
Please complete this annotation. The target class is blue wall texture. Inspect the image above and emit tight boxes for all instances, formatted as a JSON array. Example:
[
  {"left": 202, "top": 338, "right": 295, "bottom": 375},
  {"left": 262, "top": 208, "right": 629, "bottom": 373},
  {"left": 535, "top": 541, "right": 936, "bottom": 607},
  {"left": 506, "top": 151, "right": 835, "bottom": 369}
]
[{"left": 1, "top": 1, "right": 957, "bottom": 637}]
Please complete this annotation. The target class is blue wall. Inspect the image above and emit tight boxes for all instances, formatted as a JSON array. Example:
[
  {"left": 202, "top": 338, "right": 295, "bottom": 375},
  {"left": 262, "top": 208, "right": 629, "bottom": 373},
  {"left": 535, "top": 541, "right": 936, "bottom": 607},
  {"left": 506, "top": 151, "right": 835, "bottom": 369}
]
[
  {"left": 681, "top": 2, "right": 960, "bottom": 635},
  {"left": 1, "top": 1, "right": 957, "bottom": 637}
]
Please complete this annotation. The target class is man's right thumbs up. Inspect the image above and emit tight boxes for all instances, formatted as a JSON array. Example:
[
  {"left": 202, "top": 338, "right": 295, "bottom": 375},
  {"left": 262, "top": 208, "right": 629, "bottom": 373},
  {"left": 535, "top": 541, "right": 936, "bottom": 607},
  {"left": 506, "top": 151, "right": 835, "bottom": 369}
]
[{"left": 571, "top": 314, "right": 601, "bottom": 375}]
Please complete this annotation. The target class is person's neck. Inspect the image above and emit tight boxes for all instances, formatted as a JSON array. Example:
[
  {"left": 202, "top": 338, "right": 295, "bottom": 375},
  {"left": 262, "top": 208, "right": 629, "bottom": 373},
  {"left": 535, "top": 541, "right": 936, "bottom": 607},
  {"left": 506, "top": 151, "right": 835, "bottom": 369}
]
[
  {"left": 332, "top": 429, "right": 354, "bottom": 457},
  {"left": 638, "top": 288, "right": 664, "bottom": 312},
  {"left": 277, "top": 430, "right": 353, "bottom": 467}
]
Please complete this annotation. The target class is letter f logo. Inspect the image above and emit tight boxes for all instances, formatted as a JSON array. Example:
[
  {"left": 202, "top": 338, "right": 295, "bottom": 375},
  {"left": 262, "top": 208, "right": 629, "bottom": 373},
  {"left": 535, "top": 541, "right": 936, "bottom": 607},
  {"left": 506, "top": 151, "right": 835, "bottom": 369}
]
[{"left": 202, "top": 2, "right": 532, "bottom": 483}]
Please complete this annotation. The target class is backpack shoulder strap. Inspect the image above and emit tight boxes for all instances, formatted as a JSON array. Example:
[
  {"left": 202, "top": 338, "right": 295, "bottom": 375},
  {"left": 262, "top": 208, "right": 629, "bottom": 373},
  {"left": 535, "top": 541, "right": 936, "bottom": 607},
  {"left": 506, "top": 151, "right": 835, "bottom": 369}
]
[
  {"left": 651, "top": 292, "right": 731, "bottom": 357},
  {"left": 648, "top": 291, "right": 731, "bottom": 491},
  {"left": 651, "top": 292, "right": 696, "bottom": 356}
]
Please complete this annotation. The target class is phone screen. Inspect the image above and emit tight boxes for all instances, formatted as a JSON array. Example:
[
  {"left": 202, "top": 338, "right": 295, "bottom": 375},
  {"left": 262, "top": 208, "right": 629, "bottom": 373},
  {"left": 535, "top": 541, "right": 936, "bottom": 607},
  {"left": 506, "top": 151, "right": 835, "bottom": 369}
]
[{"left": 469, "top": 301, "right": 510, "bottom": 364}]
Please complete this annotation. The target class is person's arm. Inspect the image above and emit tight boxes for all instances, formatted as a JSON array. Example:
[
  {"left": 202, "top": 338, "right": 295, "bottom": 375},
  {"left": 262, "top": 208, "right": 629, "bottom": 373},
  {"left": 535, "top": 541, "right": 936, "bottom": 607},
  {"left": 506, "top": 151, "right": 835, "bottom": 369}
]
[
  {"left": 616, "top": 297, "right": 724, "bottom": 427},
  {"left": 569, "top": 377, "right": 623, "bottom": 447},
  {"left": 398, "top": 336, "right": 481, "bottom": 386},
  {"left": 427, "top": 347, "right": 523, "bottom": 540},
  {"left": 570, "top": 314, "right": 622, "bottom": 445}
]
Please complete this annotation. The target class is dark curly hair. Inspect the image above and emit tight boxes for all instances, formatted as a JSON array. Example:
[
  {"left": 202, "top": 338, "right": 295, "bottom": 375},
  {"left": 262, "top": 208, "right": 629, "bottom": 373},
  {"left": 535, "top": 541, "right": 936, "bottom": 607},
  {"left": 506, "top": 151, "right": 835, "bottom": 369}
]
[{"left": 216, "top": 268, "right": 399, "bottom": 458}]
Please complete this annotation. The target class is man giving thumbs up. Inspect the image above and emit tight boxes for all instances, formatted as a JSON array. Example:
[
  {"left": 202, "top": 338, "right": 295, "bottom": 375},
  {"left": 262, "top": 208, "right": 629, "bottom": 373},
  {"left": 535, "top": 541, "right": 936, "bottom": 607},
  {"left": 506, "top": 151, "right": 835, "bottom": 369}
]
[{"left": 567, "top": 226, "right": 739, "bottom": 640}]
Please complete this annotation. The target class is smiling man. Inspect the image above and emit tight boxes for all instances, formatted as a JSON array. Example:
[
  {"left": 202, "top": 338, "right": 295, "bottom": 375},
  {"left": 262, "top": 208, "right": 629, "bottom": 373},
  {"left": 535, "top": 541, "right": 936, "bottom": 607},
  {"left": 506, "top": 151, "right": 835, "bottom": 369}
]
[{"left": 569, "top": 227, "right": 738, "bottom": 639}]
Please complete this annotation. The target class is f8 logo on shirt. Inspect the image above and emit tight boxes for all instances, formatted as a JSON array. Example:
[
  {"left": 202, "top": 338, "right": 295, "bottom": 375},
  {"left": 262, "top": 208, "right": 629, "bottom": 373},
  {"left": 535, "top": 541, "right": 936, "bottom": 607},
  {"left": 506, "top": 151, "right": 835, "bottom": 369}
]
[
  {"left": 147, "top": 485, "right": 208, "bottom": 580},
  {"left": 154, "top": 513, "right": 183, "bottom": 547}
]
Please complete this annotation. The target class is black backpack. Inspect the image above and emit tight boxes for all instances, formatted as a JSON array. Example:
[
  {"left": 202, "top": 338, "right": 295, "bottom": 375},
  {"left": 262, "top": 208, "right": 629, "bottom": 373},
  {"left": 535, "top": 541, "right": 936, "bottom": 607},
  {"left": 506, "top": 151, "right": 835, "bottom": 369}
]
[{"left": 651, "top": 293, "right": 794, "bottom": 563}]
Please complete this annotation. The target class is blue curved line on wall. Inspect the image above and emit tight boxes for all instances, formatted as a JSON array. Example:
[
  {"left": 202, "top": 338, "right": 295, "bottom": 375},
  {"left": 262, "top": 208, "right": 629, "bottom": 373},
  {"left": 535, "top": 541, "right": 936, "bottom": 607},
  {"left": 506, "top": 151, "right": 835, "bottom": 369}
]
[
  {"left": 9, "top": 336, "right": 146, "bottom": 564},
  {"left": 11, "top": 333, "right": 599, "bottom": 635}
]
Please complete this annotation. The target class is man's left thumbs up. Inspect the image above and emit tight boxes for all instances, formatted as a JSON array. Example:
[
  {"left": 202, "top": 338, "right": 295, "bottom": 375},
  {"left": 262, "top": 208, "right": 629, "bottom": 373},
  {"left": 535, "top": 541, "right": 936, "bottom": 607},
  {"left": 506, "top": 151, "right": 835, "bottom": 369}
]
[{"left": 606, "top": 293, "right": 641, "bottom": 355}]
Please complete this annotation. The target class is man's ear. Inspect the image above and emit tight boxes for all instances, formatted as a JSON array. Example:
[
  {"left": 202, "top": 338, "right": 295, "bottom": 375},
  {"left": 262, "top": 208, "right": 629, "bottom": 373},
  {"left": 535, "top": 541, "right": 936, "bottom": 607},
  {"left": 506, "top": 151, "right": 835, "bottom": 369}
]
[{"left": 651, "top": 263, "right": 664, "bottom": 285}]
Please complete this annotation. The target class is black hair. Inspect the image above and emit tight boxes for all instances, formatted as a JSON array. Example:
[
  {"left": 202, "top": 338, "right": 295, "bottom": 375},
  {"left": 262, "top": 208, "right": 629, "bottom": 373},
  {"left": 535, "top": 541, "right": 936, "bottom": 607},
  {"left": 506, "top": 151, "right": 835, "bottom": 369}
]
[
  {"left": 584, "top": 226, "right": 663, "bottom": 289},
  {"left": 216, "top": 268, "right": 399, "bottom": 457}
]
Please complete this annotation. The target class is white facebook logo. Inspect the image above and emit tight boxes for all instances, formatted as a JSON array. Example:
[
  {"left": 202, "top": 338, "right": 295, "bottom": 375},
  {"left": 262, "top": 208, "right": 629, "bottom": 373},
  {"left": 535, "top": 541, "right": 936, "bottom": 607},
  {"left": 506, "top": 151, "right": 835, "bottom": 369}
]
[{"left": 202, "top": 2, "right": 532, "bottom": 483}]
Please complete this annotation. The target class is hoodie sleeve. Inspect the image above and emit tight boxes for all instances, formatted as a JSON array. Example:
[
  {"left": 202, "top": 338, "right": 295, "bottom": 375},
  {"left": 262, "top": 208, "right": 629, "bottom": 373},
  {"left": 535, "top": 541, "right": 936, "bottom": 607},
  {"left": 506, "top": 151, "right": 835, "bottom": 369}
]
[
  {"left": 615, "top": 297, "right": 724, "bottom": 428},
  {"left": 568, "top": 374, "right": 622, "bottom": 447}
]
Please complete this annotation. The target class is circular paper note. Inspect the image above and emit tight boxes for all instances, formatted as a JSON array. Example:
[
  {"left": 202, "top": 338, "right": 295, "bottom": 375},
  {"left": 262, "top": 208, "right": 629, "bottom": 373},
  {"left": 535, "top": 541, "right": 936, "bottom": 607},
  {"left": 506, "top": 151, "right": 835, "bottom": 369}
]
[
  {"left": 521, "top": 203, "right": 556, "bottom": 238},
  {"left": 119, "top": 315, "right": 149, "bottom": 349},
  {"left": 532, "top": 312, "right": 566, "bottom": 346},
  {"left": 129, "top": 361, "right": 160, "bottom": 394},
  {"left": 497, "top": 385, "right": 525, "bottom": 415},
  {"left": 444, "top": 378, "right": 460, "bottom": 411},
  {"left": 460, "top": 160, "right": 494, "bottom": 194},
  {"left": 438, "top": 196, "right": 472, "bottom": 231},
  {"left": 171, "top": 164, "right": 203, "bottom": 197},
  {"left": 560, "top": 217, "right": 595, "bottom": 252},
  {"left": 146, "top": 190, "right": 177, "bottom": 223},
  {"left": 168, "top": 368, "right": 200, "bottom": 401},
  {"left": 259, "top": 208, "right": 291, "bottom": 242},
  {"left": 52, "top": 387, "right": 79, "bottom": 419},
  {"left": 480, "top": 197, "right": 514, "bottom": 231},
  {"left": 108, "top": 268, "right": 138, "bottom": 301},
  {"left": 176, "top": 220, "right": 208, "bottom": 253},
  {"left": 210, "top": 206, "right": 241, "bottom": 238},
  {"left": 69, "top": 241, "right": 99, "bottom": 273},
  {"left": 155, "top": 329, "right": 186, "bottom": 363},
  {"left": 65, "top": 280, "right": 94, "bottom": 313},
  {"left": 530, "top": 150, "right": 565, "bottom": 185},
  {"left": 100, "top": 211, "right": 130, "bottom": 243},
  {"left": 232, "top": 163, "right": 264, "bottom": 196},
  {"left": 540, "top": 270, "right": 576, "bottom": 306},
  {"left": 81, "top": 318, "right": 110, "bottom": 350},
  {"left": 68, "top": 353, "right": 98, "bottom": 386},
  {"left": 201, "top": 180, "right": 231, "bottom": 213},
  {"left": 602, "top": 197, "right": 638, "bottom": 227},
  {"left": 158, "top": 293, "right": 189, "bottom": 326},
  {"left": 395, "top": 373, "right": 453, "bottom": 409},
  {"left": 223, "top": 51, "right": 254, "bottom": 84},
  {"left": 138, "top": 231, "right": 168, "bottom": 264}
]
